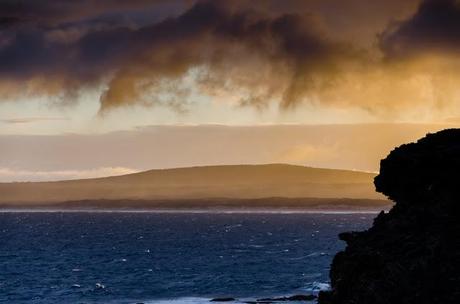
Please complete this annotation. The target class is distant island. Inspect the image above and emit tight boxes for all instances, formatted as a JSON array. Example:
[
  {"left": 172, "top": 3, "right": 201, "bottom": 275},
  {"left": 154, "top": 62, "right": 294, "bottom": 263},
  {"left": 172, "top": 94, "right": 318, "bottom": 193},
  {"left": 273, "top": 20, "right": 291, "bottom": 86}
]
[{"left": 0, "top": 164, "right": 389, "bottom": 210}]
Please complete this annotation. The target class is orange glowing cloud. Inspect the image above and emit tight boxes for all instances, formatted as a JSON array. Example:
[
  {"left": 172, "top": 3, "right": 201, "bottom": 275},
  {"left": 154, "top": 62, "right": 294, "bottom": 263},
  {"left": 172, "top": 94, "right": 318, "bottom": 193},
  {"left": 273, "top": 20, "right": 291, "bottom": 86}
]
[{"left": 2, "top": 0, "right": 460, "bottom": 121}]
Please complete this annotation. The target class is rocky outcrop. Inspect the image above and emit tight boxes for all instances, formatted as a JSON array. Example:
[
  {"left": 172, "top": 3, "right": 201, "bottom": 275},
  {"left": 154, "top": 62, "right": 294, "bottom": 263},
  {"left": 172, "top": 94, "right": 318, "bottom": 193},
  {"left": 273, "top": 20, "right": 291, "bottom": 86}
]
[
  {"left": 210, "top": 298, "right": 236, "bottom": 302},
  {"left": 318, "top": 129, "right": 460, "bottom": 304}
]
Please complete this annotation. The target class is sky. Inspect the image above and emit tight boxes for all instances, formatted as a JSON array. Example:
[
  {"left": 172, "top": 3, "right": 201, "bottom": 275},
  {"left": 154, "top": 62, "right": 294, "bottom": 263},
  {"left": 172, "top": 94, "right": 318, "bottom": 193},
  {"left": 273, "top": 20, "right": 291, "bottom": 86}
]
[{"left": 1, "top": 0, "right": 460, "bottom": 181}]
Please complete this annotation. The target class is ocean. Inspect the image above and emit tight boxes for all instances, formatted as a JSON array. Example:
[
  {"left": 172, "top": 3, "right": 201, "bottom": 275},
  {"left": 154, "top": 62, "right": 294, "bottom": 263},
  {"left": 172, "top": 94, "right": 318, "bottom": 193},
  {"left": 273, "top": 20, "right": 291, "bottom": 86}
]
[{"left": 0, "top": 211, "right": 375, "bottom": 303}]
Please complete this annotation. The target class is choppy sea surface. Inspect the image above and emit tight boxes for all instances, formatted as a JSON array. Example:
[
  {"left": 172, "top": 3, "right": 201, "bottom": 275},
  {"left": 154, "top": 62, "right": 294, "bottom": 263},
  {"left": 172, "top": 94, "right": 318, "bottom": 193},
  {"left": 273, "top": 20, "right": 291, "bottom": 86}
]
[{"left": 0, "top": 211, "right": 375, "bottom": 303}]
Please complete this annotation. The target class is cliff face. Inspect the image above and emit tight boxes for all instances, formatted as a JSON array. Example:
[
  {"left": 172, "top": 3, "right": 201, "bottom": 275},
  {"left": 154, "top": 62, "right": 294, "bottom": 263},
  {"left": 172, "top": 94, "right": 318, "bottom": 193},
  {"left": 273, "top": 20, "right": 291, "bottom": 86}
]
[{"left": 318, "top": 129, "right": 460, "bottom": 304}]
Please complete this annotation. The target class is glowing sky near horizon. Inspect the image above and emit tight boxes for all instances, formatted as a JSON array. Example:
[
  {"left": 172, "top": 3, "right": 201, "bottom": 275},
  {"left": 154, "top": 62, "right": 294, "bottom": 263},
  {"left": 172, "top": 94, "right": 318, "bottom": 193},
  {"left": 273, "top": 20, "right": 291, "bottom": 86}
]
[{"left": 2, "top": 0, "right": 460, "bottom": 180}]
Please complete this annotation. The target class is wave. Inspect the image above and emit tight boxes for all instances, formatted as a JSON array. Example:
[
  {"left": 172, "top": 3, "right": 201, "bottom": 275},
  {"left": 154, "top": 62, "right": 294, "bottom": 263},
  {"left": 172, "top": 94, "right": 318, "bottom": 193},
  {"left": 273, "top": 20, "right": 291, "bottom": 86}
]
[{"left": 144, "top": 297, "right": 211, "bottom": 304}]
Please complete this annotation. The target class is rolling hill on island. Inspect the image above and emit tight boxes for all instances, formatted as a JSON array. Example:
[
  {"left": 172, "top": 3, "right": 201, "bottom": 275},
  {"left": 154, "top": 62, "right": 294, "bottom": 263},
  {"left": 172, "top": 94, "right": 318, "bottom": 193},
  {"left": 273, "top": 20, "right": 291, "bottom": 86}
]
[{"left": 0, "top": 164, "right": 389, "bottom": 209}]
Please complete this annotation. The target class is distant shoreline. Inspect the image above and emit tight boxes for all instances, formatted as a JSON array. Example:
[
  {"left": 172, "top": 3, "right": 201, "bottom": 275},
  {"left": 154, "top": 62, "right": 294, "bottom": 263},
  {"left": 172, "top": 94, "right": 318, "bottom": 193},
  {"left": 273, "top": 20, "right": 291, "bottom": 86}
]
[
  {"left": 0, "top": 208, "right": 386, "bottom": 214},
  {"left": 0, "top": 164, "right": 383, "bottom": 204},
  {"left": 0, "top": 197, "right": 392, "bottom": 213}
]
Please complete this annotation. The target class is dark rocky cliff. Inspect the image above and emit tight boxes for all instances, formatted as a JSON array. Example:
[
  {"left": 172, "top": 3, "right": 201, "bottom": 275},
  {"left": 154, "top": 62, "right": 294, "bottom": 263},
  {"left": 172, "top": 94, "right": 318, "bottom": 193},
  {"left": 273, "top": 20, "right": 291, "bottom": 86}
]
[{"left": 318, "top": 129, "right": 460, "bottom": 304}]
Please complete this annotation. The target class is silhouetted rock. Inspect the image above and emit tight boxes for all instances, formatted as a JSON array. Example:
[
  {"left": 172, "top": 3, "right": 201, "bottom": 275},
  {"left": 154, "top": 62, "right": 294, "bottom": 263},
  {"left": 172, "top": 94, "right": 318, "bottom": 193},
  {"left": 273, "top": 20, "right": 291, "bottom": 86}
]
[
  {"left": 318, "top": 129, "right": 460, "bottom": 304},
  {"left": 210, "top": 298, "right": 236, "bottom": 302}
]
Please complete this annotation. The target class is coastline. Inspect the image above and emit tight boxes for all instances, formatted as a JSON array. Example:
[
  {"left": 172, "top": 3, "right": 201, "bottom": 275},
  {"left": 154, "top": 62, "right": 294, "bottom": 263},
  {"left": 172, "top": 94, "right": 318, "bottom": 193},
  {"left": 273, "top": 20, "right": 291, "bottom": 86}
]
[
  {"left": 0, "top": 197, "right": 392, "bottom": 214},
  {"left": 0, "top": 208, "right": 386, "bottom": 214}
]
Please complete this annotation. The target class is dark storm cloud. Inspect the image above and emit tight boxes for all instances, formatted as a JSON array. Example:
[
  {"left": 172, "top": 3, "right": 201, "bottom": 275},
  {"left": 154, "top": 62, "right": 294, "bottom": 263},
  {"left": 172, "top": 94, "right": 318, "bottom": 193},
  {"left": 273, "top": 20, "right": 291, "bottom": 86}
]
[
  {"left": 0, "top": 0, "right": 189, "bottom": 100},
  {"left": 380, "top": 0, "right": 460, "bottom": 58},
  {"left": 98, "top": 1, "right": 357, "bottom": 111},
  {"left": 0, "top": 0, "right": 182, "bottom": 27},
  {"left": 9, "top": 0, "right": 460, "bottom": 116},
  {"left": 0, "top": 0, "right": 359, "bottom": 112}
]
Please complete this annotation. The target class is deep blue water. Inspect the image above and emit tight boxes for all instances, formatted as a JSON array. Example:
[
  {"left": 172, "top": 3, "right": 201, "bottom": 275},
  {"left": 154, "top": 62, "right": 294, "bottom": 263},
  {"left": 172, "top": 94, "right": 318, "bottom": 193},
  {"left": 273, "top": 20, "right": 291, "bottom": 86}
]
[{"left": 0, "top": 211, "right": 375, "bottom": 303}]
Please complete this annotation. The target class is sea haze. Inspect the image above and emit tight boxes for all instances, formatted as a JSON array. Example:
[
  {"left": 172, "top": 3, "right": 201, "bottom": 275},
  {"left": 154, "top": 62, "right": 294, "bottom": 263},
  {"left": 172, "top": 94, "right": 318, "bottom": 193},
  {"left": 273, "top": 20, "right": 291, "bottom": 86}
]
[{"left": 0, "top": 212, "right": 375, "bottom": 303}]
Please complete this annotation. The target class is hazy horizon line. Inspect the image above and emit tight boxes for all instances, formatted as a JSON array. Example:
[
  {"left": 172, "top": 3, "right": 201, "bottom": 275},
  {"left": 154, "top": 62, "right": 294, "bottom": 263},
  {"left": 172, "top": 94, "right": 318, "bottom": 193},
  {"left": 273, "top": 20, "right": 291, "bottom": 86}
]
[
  {"left": 0, "top": 163, "right": 378, "bottom": 184},
  {"left": 2, "top": 121, "right": 459, "bottom": 137}
]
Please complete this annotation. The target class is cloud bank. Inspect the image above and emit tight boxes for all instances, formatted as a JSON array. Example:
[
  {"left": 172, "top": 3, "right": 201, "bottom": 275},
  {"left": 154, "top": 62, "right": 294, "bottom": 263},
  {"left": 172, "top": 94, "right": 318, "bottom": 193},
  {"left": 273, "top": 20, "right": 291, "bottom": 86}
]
[
  {"left": 1, "top": 0, "right": 460, "bottom": 119},
  {"left": 381, "top": 0, "right": 460, "bottom": 58}
]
